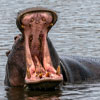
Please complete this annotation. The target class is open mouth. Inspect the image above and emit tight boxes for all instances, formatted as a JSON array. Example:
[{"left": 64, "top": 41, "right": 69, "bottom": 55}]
[{"left": 17, "top": 8, "right": 63, "bottom": 89}]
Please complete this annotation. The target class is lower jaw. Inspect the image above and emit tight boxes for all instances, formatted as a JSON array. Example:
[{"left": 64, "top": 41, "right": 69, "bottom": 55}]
[
  {"left": 25, "top": 80, "right": 62, "bottom": 90},
  {"left": 25, "top": 70, "right": 63, "bottom": 83},
  {"left": 25, "top": 66, "right": 63, "bottom": 89}
]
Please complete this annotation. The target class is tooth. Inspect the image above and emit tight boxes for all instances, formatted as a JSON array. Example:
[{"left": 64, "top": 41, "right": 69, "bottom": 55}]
[
  {"left": 35, "top": 73, "right": 38, "bottom": 77},
  {"left": 56, "top": 65, "right": 61, "bottom": 75},
  {"left": 26, "top": 67, "right": 31, "bottom": 79},
  {"left": 39, "top": 73, "right": 42, "bottom": 78},
  {"left": 46, "top": 72, "right": 50, "bottom": 77},
  {"left": 50, "top": 23, "right": 53, "bottom": 26}
]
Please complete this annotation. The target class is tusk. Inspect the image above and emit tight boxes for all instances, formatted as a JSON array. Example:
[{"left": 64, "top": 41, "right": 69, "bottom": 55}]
[
  {"left": 50, "top": 23, "right": 53, "bottom": 26},
  {"left": 56, "top": 65, "right": 61, "bottom": 75},
  {"left": 26, "top": 67, "right": 31, "bottom": 79},
  {"left": 39, "top": 73, "right": 43, "bottom": 78}
]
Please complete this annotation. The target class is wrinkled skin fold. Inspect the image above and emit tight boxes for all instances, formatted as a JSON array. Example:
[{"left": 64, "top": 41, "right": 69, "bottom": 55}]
[{"left": 5, "top": 7, "right": 100, "bottom": 90}]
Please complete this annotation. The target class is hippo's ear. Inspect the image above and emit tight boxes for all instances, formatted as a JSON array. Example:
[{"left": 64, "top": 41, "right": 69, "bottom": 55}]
[
  {"left": 14, "top": 34, "right": 21, "bottom": 40},
  {"left": 14, "top": 34, "right": 22, "bottom": 43},
  {"left": 6, "top": 50, "right": 11, "bottom": 57},
  {"left": 6, "top": 34, "right": 22, "bottom": 57}
]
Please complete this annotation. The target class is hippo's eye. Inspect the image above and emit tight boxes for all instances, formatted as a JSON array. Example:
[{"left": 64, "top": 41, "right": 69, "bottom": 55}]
[
  {"left": 31, "top": 18, "right": 34, "bottom": 22},
  {"left": 42, "top": 17, "right": 46, "bottom": 22}
]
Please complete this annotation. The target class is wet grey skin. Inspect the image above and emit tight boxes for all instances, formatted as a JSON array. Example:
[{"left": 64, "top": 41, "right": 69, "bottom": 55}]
[{"left": 4, "top": 7, "right": 100, "bottom": 90}]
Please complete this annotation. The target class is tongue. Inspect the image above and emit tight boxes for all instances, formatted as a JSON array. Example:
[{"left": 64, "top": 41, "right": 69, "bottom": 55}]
[{"left": 24, "top": 25, "right": 56, "bottom": 79}]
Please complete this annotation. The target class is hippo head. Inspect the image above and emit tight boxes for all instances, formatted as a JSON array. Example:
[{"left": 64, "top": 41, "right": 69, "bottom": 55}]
[{"left": 16, "top": 7, "right": 63, "bottom": 90}]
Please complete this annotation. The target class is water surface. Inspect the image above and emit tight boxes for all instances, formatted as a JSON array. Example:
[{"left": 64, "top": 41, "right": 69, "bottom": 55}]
[{"left": 1, "top": 0, "right": 100, "bottom": 99}]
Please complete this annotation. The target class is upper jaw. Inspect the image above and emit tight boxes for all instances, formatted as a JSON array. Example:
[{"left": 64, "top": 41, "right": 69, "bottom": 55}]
[{"left": 16, "top": 7, "right": 58, "bottom": 33}]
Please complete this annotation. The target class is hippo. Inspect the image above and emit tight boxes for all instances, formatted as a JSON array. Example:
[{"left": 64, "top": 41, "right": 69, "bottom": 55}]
[{"left": 4, "top": 7, "right": 100, "bottom": 90}]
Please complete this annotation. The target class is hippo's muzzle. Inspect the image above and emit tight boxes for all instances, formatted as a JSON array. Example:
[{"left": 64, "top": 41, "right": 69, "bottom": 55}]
[{"left": 16, "top": 8, "right": 63, "bottom": 89}]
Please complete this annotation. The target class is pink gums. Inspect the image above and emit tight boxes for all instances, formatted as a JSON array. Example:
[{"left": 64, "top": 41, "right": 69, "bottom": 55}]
[{"left": 21, "top": 12, "right": 63, "bottom": 83}]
